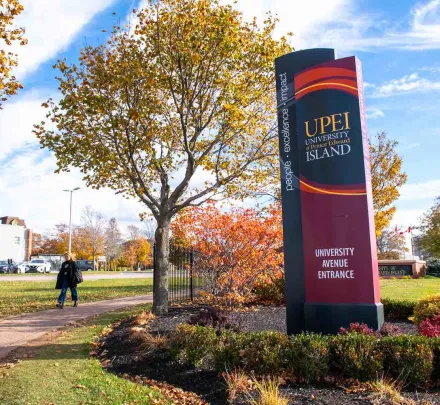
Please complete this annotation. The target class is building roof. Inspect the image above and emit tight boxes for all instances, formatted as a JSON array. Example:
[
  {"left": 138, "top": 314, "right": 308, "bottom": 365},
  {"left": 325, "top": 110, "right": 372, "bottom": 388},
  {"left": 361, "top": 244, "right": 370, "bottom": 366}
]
[{"left": 0, "top": 216, "right": 27, "bottom": 227}]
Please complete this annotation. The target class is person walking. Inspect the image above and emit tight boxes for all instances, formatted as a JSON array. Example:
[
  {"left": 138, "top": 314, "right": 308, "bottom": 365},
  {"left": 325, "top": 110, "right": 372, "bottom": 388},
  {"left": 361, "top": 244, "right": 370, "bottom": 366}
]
[{"left": 56, "top": 253, "right": 83, "bottom": 309}]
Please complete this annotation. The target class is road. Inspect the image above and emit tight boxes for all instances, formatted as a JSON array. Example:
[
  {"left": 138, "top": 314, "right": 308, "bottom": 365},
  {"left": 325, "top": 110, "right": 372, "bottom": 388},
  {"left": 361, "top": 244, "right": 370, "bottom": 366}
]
[{"left": 0, "top": 272, "right": 153, "bottom": 282}]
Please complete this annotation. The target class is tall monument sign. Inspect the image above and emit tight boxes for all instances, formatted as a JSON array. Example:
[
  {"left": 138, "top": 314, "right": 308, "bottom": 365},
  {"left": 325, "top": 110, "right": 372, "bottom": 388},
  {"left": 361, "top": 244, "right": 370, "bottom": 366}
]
[{"left": 275, "top": 49, "right": 383, "bottom": 334}]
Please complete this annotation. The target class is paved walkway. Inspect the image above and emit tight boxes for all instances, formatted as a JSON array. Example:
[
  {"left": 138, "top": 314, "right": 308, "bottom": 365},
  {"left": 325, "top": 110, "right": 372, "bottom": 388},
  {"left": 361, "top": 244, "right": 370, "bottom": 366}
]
[
  {"left": 0, "top": 294, "right": 153, "bottom": 360},
  {"left": 0, "top": 272, "right": 153, "bottom": 282}
]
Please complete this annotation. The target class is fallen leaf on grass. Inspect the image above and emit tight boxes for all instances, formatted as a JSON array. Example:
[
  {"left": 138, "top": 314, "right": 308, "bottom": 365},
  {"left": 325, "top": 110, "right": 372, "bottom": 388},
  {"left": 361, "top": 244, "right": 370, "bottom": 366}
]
[{"left": 73, "top": 384, "right": 88, "bottom": 390}]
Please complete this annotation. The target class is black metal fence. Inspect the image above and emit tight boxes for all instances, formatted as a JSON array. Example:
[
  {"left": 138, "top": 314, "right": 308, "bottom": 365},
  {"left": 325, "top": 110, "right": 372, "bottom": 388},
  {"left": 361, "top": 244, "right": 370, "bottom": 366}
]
[{"left": 153, "top": 245, "right": 205, "bottom": 304}]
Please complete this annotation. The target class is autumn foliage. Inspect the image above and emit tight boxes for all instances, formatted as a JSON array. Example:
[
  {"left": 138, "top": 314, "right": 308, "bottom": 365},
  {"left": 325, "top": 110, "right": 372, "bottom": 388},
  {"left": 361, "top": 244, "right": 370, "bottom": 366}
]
[
  {"left": 0, "top": 0, "right": 27, "bottom": 105},
  {"left": 171, "top": 203, "right": 283, "bottom": 304}
]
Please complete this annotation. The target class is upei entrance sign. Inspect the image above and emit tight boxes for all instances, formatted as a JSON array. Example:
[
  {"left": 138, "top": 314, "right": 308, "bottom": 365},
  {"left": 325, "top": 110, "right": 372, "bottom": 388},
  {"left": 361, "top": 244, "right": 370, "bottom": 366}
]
[{"left": 276, "top": 49, "right": 384, "bottom": 334}]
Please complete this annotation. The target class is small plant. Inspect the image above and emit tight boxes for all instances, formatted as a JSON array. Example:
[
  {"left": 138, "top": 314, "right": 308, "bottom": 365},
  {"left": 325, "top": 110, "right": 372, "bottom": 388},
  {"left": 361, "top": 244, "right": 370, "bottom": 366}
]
[
  {"left": 223, "top": 369, "right": 252, "bottom": 402},
  {"left": 379, "top": 323, "right": 403, "bottom": 337},
  {"left": 380, "top": 335, "right": 434, "bottom": 387},
  {"left": 285, "top": 333, "right": 330, "bottom": 383},
  {"left": 169, "top": 324, "right": 218, "bottom": 368},
  {"left": 418, "top": 314, "right": 440, "bottom": 337},
  {"left": 413, "top": 295, "right": 440, "bottom": 325},
  {"left": 367, "top": 377, "right": 414, "bottom": 405},
  {"left": 188, "top": 306, "right": 240, "bottom": 332},
  {"left": 129, "top": 328, "right": 167, "bottom": 353},
  {"left": 330, "top": 333, "right": 383, "bottom": 381},
  {"left": 248, "top": 377, "right": 288, "bottom": 405},
  {"left": 239, "top": 332, "right": 289, "bottom": 375},
  {"left": 339, "top": 322, "right": 378, "bottom": 336}
]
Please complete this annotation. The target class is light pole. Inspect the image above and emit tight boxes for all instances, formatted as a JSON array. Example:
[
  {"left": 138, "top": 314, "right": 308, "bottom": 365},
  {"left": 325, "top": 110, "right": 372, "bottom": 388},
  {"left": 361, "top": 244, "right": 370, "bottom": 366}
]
[{"left": 63, "top": 188, "right": 80, "bottom": 256}]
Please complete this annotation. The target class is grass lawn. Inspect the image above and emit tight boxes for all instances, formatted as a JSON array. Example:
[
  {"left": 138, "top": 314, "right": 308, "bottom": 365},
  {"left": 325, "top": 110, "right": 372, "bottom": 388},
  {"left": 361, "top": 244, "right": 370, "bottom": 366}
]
[
  {"left": 380, "top": 275, "right": 440, "bottom": 302},
  {"left": 0, "top": 278, "right": 153, "bottom": 318},
  {"left": 0, "top": 305, "right": 163, "bottom": 405}
]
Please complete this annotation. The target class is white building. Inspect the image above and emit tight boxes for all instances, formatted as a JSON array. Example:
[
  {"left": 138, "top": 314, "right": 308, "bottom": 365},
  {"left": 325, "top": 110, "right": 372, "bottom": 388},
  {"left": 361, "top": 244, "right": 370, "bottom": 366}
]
[{"left": 0, "top": 217, "right": 32, "bottom": 262}]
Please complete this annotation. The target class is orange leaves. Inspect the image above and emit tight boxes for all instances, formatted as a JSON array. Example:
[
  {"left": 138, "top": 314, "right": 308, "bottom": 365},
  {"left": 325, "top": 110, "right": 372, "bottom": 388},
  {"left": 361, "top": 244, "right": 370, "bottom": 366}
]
[
  {"left": 0, "top": 0, "right": 26, "bottom": 106},
  {"left": 171, "top": 202, "right": 283, "bottom": 303}
]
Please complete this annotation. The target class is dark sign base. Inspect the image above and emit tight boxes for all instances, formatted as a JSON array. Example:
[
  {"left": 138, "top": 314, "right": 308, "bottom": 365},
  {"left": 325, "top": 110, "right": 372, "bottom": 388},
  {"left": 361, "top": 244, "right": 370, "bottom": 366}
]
[{"left": 304, "top": 303, "right": 384, "bottom": 334}]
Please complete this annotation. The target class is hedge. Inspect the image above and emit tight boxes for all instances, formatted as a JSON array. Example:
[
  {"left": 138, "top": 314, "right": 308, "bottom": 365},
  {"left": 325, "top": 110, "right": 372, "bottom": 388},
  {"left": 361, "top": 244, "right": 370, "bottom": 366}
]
[
  {"left": 170, "top": 325, "right": 440, "bottom": 387},
  {"left": 382, "top": 298, "right": 416, "bottom": 320}
]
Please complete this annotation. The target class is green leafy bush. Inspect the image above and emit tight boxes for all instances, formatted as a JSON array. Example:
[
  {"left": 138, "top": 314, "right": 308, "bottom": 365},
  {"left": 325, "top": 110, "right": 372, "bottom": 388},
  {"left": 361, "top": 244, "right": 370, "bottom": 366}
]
[
  {"left": 253, "top": 277, "right": 285, "bottom": 304},
  {"left": 285, "top": 333, "right": 330, "bottom": 383},
  {"left": 169, "top": 324, "right": 218, "bottom": 368},
  {"left": 214, "top": 330, "right": 249, "bottom": 371},
  {"left": 382, "top": 298, "right": 415, "bottom": 320},
  {"left": 413, "top": 295, "right": 440, "bottom": 325},
  {"left": 239, "top": 331, "right": 289, "bottom": 375},
  {"left": 330, "top": 333, "right": 383, "bottom": 381},
  {"left": 380, "top": 335, "right": 433, "bottom": 387},
  {"left": 427, "top": 258, "right": 440, "bottom": 275},
  {"left": 432, "top": 338, "right": 440, "bottom": 382}
]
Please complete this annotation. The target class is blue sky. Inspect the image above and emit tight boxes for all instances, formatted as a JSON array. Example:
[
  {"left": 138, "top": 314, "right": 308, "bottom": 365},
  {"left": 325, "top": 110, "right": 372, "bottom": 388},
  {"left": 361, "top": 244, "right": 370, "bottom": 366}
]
[{"left": 1, "top": 0, "right": 439, "bottom": 236}]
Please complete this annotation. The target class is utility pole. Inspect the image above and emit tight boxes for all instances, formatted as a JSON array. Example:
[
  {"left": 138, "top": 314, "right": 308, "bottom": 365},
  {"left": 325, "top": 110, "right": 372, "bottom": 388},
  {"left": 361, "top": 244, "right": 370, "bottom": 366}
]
[{"left": 63, "top": 188, "right": 80, "bottom": 256}]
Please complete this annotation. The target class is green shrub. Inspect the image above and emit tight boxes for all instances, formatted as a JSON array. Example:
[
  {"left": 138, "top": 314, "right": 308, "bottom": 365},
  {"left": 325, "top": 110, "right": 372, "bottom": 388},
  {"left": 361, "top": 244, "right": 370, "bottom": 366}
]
[
  {"left": 253, "top": 277, "right": 285, "bottom": 304},
  {"left": 382, "top": 298, "right": 415, "bottom": 320},
  {"left": 427, "top": 258, "right": 440, "bottom": 275},
  {"left": 239, "top": 331, "right": 289, "bottom": 375},
  {"left": 214, "top": 330, "right": 249, "bottom": 371},
  {"left": 413, "top": 295, "right": 440, "bottom": 325},
  {"left": 330, "top": 333, "right": 383, "bottom": 381},
  {"left": 169, "top": 324, "right": 218, "bottom": 368},
  {"left": 430, "top": 338, "right": 440, "bottom": 382},
  {"left": 286, "top": 333, "right": 330, "bottom": 383},
  {"left": 380, "top": 335, "right": 433, "bottom": 387}
]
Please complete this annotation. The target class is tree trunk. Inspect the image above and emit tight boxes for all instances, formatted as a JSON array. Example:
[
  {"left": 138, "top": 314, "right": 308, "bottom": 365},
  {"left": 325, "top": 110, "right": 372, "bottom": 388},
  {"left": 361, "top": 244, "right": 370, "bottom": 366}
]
[{"left": 153, "top": 218, "right": 170, "bottom": 315}]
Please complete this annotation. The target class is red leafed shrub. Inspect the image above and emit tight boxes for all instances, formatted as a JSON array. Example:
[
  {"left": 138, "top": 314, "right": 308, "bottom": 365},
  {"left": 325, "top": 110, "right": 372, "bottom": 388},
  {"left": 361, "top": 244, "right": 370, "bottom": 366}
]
[
  {"left": 418, "top": 314, "right": 440, "bottom": 337},
  {"left": 171, "top": 202, "right": 283, "bottom": 305},
  {"left": 339, "top": 322, "right": 378, "bottom": 336}
]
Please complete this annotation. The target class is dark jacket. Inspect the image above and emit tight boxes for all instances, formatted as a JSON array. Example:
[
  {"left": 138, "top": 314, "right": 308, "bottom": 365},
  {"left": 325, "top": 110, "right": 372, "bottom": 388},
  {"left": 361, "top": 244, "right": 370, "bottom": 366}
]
[{"left": 55, "top": 260, "right": 83, "bottom": 289}]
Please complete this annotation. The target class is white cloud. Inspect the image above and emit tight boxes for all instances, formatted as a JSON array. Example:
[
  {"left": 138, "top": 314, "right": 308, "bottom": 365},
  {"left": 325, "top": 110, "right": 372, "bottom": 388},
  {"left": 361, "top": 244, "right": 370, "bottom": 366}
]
[
  {"left": 12, "top": 0, "right": 118, "bottom": 80},
  {"left": 399, "top": 180, "right": 440, "bottom": 201},
  {"left": 371, "top": 72, "right": 440, "bottom": 98},
  {"left": 366, "top": 107, "right": 384, "bottom": 119},
  {"left": 0, "top": 89, "right": 51, "bottom": 161}
]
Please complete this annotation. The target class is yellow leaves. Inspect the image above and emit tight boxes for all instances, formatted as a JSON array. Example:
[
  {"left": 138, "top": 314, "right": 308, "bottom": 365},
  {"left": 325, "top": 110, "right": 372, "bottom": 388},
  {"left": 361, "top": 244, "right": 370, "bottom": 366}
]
[{"left": 0, "top": 0, "right": 26, "bottom": 106}]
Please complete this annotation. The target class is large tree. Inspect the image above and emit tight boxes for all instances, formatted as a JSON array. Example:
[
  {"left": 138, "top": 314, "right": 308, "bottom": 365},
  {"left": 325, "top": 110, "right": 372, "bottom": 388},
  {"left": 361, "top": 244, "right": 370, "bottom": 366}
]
[
  {"left": 418, "top": 197, "right": 440, "bottom": 258},
  {"left": 370, "top": 131, "right": 407, "bottom": 235},
  {"left": 0, "top": 0, "right": 26, "bottom": 106},
  {"left": 34, "top": 0, "right": 291, "bottom": 314}
]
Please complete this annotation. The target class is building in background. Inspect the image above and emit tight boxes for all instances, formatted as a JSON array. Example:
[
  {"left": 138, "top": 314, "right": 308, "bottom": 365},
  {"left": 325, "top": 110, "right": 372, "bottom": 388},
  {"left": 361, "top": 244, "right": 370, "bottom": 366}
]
[{"left": 0, "top": 216, "right": 32, "bottom": 262}]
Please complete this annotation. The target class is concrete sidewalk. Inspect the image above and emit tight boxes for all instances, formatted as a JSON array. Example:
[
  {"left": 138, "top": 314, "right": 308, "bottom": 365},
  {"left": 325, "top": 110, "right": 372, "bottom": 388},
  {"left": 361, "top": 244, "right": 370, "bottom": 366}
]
[{"left": 0, "top": 294, "right": 153, "bottom": 360}]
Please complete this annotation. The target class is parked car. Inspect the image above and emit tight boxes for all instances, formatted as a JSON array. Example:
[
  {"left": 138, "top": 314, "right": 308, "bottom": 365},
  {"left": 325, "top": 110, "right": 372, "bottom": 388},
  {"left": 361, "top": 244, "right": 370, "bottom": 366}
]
[
  {"left": 17, "top": 261, "right": 30, "bottom": 273},
  {"left": 26, "top": 259, "right": 52, "bottom": 273},
  {"left": 76, "top": 260, "right": 95, "bottom": 271},
  {"left": 0, "top": 260, "right": 18, "bottom": 273}
]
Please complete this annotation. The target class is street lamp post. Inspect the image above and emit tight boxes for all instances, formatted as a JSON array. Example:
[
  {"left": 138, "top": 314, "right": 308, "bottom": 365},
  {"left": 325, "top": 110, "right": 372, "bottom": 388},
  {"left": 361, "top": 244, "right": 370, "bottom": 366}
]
[{"left": 63, "top": 188, "right": 80, "bottom": 256}]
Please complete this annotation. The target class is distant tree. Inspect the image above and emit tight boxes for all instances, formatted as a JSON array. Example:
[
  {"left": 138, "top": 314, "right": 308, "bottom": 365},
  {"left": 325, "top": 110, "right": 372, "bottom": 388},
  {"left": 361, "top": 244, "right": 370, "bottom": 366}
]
[
  {"left": 127, "top": 225, "right": 142, "bottom": 241},
  {"left": 377, "top": 229, "right": 408, "bottom": 260},
  {"left": 80, "top": 206, "right": 106, "bottom": 266},
  {"left": 105, "top": 217, "right": 122, "bottom": 270},
  {"left": 142, "top": 218, "right": 156, "bottom": 242},
  {"left": 418, "top": 197, "right": 440, "bottom": 258},
  {"left": 0, "top": 0, "right": 27, "bottom": 106},
  {"left": 370, "top": 131, "right": 407, "bottom": 236},
  {"left": 34, "top": 0, "right": 291, "bottom": 314},
  {"left": 121, "top": 238, "right": 151, "bottom": 270}
]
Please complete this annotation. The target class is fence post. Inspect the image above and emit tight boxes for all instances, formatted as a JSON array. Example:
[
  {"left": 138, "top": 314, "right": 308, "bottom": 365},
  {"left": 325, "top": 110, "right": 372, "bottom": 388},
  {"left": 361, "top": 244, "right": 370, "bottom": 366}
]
[{"left": 190, "top": 248, "right": 194, "bottom": 301}]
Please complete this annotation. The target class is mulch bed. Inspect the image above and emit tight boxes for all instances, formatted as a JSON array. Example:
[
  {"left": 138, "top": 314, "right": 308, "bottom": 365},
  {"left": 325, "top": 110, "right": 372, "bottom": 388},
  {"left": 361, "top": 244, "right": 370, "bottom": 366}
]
[{"left": 96, "top": 304, "right": 437, "bottom": 405}]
